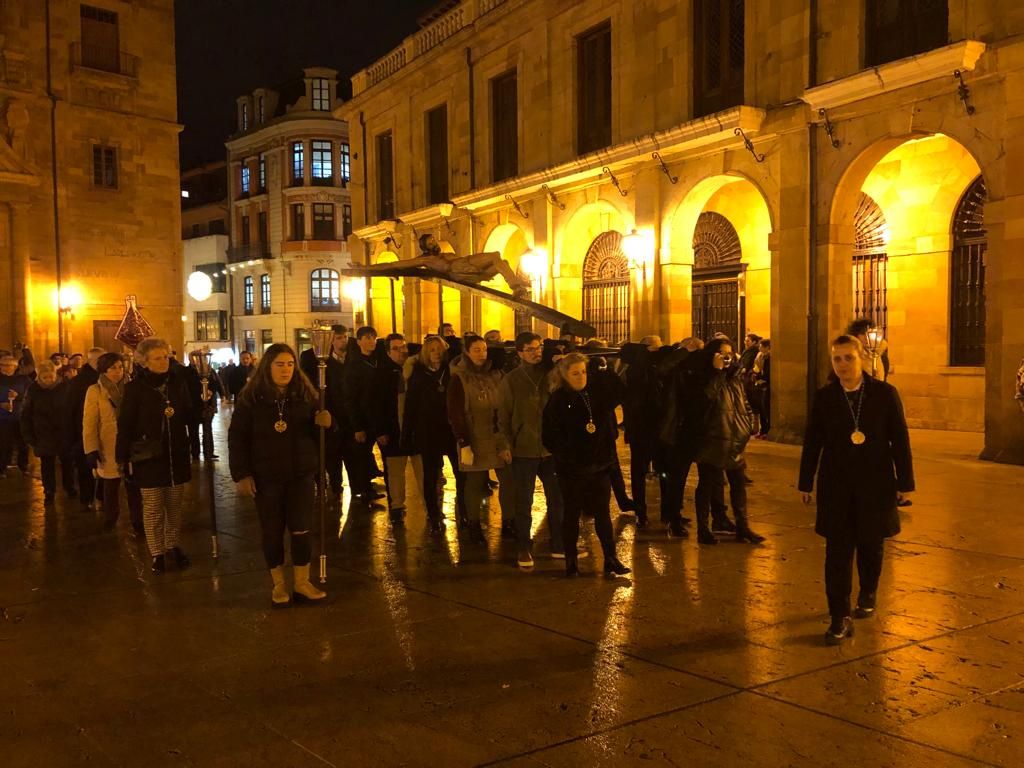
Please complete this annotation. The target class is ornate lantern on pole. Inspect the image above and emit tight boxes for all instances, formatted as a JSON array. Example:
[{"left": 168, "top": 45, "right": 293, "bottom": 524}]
[
  {"left": 188, "top": 347, "right": 219, "bottom": 558},
  {"left": 864, "top": 326, "right": 884, "bottom": 379},
  {"left": 309, "top": 325, "right": 335, "bottom": 585}
]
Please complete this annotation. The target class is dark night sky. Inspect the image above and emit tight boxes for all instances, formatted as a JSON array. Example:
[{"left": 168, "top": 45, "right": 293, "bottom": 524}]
[{"left": 175, "top": 0, "right": 441, "bottom": 168}]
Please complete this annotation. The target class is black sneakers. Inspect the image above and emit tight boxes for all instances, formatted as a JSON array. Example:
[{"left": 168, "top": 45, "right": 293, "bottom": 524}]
[
  {"left": 854, "top": 592, "right": 877, "bottom": 619},
  {"left": 825, "top": 616, "right": 854, "bottom": 645}
]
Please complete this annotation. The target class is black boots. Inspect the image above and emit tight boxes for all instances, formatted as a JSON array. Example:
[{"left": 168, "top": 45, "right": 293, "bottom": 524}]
[
  {"left": 825, "top": 616, "right": 854, "bottom": 645},
  {"left": 151, "top": 554, "right": 166, "bottom": 574},
  {"left": 603, "top": 558, "right": 631, "bottom": 576},
  {"left": 854, "top": 592, "right": 877, "bottom": 618},
  {"left": 697, "top": 526, "right": 718, "bottom": 545},
  {"left": 735, "top": 527, "right": 766, "bottom": 544}
]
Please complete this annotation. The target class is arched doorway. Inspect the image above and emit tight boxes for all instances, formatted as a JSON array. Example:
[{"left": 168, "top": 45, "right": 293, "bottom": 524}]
[
  {"left": 826, "top": 132, "right": 985, "bottom": 431},
  {"left": 950, "top": 176, "right": 987, "bottom": 366},
  {"left": 691, "top": 211, "right": 743, "bottom": 341},
  {"left": 582, "top": 231, "right": 630, "bottom": 343},
  {"left": 852, "top": 192, "right": 889, "bottom": 335}
]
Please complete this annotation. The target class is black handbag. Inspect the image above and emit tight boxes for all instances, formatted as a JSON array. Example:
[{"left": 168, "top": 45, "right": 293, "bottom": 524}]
[{"left": 129, "top": 436, "right": 164, "bottom": 463}]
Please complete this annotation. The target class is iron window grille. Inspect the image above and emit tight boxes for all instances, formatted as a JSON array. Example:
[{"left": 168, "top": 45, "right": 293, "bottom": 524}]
[
  {"left": 582, "top": 231, "right": 630, "bottom": 345},
  {"left": 950, "top": 176, "right": 987, "bottom": 366},
  {"left": 852, "top": 192, "right": 888, "bottom": 337}
]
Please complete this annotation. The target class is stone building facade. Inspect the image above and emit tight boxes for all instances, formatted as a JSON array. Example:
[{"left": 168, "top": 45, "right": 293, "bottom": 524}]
[
  {"left": 338, "top": 0, "right": 1024, "bottom": 463},
  {"left": 0, "top": 0, "right": 182, "bottom": 355},
  {"left": 225, "top": 67, "right": 354, "bottom": 358}
]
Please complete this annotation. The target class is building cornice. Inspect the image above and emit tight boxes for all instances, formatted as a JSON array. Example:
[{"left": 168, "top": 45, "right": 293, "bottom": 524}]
[
  {"left": 451, "top": 105, "right": 766, "bottom": 213},
  {"left": 802, "top": 40, "right": 986, "bottom": 112},
  {"left": 226, "top": 116, "right": 349, "bottom": 155}
]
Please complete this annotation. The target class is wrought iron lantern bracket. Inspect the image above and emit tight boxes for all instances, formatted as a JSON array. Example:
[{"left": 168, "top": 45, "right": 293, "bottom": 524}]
[
  {"left": 504, "top": 193, "right": 530, "bottom": 219},
  {"left": 734, "top": 128, "right": 765, "bottom": 163},
  {"left": 602, "top": 166, "right": 629, "bottom": 196},
  {"left": 541, "top": 184, "right": 566, "bottom": 210},
  {"left": 953, "top": 70, "right": 976, "bottom": 115},
  {"left": 818, "top": 108, "right": 841, "bottom": 149},
  {"left": 652, "top": 152, "right": 678, "bottom": 184}
]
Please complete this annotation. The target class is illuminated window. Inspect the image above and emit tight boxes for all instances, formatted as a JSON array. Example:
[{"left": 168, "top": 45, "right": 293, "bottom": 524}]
[
  {"left": 311, "top": 78, "right": 331, "bottom": 111},
  {"left": 310, "top": 268, "right": 340, "bottom": 312},
  {"left": 195, "top": 311, "right": 227, "bottom": 341},
  {"left": 291, "top": 141, "right": 304, "bottom": 185},
  {"left": 243, "top": 329, "right": 256, "bottom": 354},
  {"left": 258, "top": 153, "right": 266, "bottom": 192},
  {"left": 950, "top": 176, "right": 987, "bottom": 366},
  {"left": 260, "top": 273, "right": 271, "bottom": 314},
  {"left": 340, "top": 142, "right": 351, "bottom": 184},
  {"left": 243, "top": 276, "right": 254, "bottom": 315},
  {"left": 261, "top": 329, "right": 274, "bottom": 354},
  {"left": 240, "top": 164, "right": 250, "bottom": 195},
  {"left": 312, "top": 140, "right": 333, "bottom": 185}
]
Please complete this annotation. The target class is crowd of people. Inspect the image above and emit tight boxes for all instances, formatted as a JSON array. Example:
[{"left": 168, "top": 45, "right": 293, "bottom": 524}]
[{"left": 1, "top": 316, "right": 925, "bottom": 643}]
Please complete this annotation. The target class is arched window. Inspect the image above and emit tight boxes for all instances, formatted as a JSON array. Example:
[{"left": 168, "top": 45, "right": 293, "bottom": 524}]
[
  {"left": 582, "top": 231, "right": 630, "bottom": 343},
  {"left": 853, "top": 192, "right": 888, "bottom": 335},
  {"left": 691, "top": 211, "right": 743, "bottom": 341},
  {"left": 310, "top": 268, "right": 340, "bottom": 312},
  {"left": 950, "top": 176, "right": 987, "bottom": 366}
]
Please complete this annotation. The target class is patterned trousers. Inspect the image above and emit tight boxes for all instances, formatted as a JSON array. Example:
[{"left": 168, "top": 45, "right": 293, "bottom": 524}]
[{"left": 140, "top": 485, "right": 184, "bottom": 558}]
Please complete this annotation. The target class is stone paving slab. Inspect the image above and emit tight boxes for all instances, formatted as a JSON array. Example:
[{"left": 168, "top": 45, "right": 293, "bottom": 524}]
[{"left": 1, "top": 418, "right": 1023, "bottom": 766}]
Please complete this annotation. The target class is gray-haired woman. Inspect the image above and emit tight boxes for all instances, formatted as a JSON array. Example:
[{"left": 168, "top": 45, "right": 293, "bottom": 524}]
[{"left": 115, "top": 338, "right": 194, "bottom": 573}]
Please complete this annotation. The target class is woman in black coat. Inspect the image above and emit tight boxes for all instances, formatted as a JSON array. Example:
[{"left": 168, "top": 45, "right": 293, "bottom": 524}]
[
  {"left": 401, "top": 335, "right": 466, "bottom": 532},
  {"left": 229, "top": 343, "right": 331, "bottom": 608},
  {"left": 20, "top": 361, "right": 75, "bottom": 504},
  {"left": 116, "top": 338, "right": 194, "bottom": 573},
  {"left": 799, "top": 334, "right": 914, "bottom": 645},
  {"left": 542, "top": 352, "right": 630, "bottom": 578}
]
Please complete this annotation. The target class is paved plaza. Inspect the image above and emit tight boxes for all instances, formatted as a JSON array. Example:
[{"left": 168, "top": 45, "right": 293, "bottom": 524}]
[{"left": 1, "top": 412, "right": 1023, "bottom": 767}]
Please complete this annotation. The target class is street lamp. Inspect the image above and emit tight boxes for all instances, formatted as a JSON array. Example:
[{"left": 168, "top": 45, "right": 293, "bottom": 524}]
[
  {"left": 864, "top": 326, "right": 885, "bottom": 378},
  {"left": 309, "top": 325, "right": 335, "bottom": 585},
  {"left": 622, "top": 229, "right": 652, "bottom": 277},
  {"left": 188, "top": 347, "right": 219, "bottom": 559},
  {"left": 187, "top": 271, "right": 213, "bottom": 302},
  {"left": 57, "top": 283, "right": 82, "bottom": 353}
]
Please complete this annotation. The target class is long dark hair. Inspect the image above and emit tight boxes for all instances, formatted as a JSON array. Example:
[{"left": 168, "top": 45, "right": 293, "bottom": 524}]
[{"left": 238, "top": 343, "right": 317, "bottom": 406}]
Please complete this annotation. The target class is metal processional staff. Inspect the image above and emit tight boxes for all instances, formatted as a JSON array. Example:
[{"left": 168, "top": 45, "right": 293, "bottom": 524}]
[{"left": 309, "top": 326, "right": 335, "bottom": 585}]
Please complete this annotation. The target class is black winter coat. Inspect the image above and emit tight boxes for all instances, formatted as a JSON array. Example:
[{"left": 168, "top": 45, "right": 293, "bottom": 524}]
[
  {"left": 402, "top": 362, "right": 456, "bottom": 455},
  {"left": 68, "top": 364, "right": 100, "bottom": 451},
  {"left": 654, "top": 348, "right": 710, "bottom": 458},
  {"left": 228, "top": 393, "right": 319, "bottom": 482},
  {"left": 20, "top": 382, "right": 72, "bottom": 457},
  {"left": 798, "top": 374, "right": 915, "bottom": 541},
  {"left": 343, "top": 353, "right": 379, "bottom": 434},
  {"left": 372, "top": 357, "right": 411, "bottom": 457},
  {"left": 542, "top": 370, "right": 624, "bottom": 476},
  {"left": 115, "top": 367, "right": 193, "bottom": 488},
  {"left": 299, "top": 348, "right": 350, "bottom": 434}
]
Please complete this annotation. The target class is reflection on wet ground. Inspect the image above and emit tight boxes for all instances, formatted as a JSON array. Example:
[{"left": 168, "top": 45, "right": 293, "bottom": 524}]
[{"left": 1, "top": 413, "right": 1022, "bottom": 767}]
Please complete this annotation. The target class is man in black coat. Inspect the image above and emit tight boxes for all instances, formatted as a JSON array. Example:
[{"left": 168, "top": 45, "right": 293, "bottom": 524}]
[
  {"left": 372, "top": 333, "right": 413, "bottom": 524},
  {"left": 299, "top": 325, "right": 350, "bottom": 497},
  {"left": 228, "top": 351, "right": 256, "bottom": 399},
  {"left": 343, "top": 327, "right": 385, "bottom": 507},
  {"left": 67, "top": 347, "right": 105, "bottom": 510},
  {"left": 799, "top": 334, "right": 914, "bottom": 645},
  {"left": 181, "top": 358, "right": 221, "bottom": 461}
]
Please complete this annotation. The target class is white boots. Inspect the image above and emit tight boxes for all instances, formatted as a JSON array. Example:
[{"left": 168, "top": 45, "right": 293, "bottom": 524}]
[
  {"left": 269, "top": 566, "right": 290, "bottom": 609},
  {"left": 269, "top": 564, "right": 326, "bottom": 608},
  {"left": 292, "top": 564, "right": 326, "bottom": 603}
]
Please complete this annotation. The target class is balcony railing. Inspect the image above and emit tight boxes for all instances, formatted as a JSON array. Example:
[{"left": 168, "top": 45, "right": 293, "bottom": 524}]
[
  {"left": 71, "top": 42, "right": 138, "bottom": 78},
  {"left": 355, "top": 0, "right": 508, "bottom": 94},
  {"left": 227, "top": 242, "right": 272, "bottom": 264}
]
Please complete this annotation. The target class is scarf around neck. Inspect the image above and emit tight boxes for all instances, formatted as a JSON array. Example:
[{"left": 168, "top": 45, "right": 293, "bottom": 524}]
[{"left": 98, "top": 374, "right": 125, "bottom": 410}]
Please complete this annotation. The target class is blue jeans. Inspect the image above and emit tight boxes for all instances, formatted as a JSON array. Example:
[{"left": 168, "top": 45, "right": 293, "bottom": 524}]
[{"left": 511, "top": 456, "right": 564, "bottom": 553}]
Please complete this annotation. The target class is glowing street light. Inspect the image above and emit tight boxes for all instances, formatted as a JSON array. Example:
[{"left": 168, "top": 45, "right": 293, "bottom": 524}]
[
  {"left": 187, "top": 270, "right": 213, "bottom": 301},
  {"left": 519, "top": 248, "right": 547, "bottom": 282}
]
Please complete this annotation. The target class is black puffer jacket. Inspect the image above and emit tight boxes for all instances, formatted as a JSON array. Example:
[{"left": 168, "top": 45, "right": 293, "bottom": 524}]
[
  {"left": 228, "top": 392, "right": 319, "bottom": 482},
  {"left": 115, "top": 367, "right": 193, "bottom": 488},
  {"left": 696, "top": 367, "right": 753, "bottom": 470},
  {"left": 20, "top": 382, "right": 72, "bottom": 457}
]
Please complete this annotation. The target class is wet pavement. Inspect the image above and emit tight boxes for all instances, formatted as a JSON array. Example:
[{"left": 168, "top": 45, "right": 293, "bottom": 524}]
[{"left": 1, "top": 411, "right": 1023, "bottom": 767}]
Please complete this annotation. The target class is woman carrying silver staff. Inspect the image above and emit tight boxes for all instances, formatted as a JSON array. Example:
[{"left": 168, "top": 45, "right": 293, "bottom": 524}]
[
  {"left": 798, "top": 334, "right": 914, "bottom": 645},
  {"left": 115, "top": 338, "right": 194, "bottom": 574},
  {"left": 228, "top": 344, "right": 331, "bottom": 609}
]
